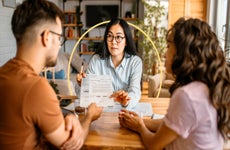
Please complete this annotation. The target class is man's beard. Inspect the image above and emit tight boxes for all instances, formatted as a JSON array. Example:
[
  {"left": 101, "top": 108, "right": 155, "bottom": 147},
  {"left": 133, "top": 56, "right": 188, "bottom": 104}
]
[{"left": 46, "top": 57, "right": 57, "bottom": 68}]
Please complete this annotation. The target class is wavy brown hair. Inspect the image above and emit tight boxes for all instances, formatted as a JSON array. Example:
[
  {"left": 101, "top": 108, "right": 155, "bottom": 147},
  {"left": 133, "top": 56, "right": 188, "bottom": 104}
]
[{"left": 168, "top": 17, "right": 230, "bottom": 140}]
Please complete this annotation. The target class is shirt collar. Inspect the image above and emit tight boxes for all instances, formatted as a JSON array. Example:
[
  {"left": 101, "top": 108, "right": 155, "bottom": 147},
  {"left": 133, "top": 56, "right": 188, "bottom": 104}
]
[{"left": 108, "top": 53, "right": 128, "bottom": 69}]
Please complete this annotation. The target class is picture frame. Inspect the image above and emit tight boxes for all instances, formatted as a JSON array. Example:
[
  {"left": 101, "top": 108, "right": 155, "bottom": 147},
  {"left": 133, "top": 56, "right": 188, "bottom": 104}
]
[{"left": 2, "top": 0, "right": 16, "bottom": 8}]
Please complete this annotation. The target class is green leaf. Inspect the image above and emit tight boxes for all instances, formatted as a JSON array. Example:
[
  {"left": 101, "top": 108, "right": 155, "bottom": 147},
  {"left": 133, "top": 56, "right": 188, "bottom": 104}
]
[{"left": 138, "top": 0, "right": 167, "bottom": 75}]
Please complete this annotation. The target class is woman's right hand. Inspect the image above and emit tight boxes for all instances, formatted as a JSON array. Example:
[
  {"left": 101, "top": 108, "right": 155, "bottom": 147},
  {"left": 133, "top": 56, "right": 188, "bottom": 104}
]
[{"left": 76, "top": 72, "right": 87, "bottom": 86}]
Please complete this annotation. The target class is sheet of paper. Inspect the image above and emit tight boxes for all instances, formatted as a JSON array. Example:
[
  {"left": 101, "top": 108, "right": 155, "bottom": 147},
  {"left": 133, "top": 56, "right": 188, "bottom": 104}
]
[
  {"left": 64, "top": 102, "right": 153, "bottom": 117},
  {"left": 103, "top": 102, "right": 153, "bottom": 117},
  {"left": 80, "top": 74, "right": 114, "bottom": 107},
  {"left": 152, "top": 114, "right": 165, "bottom": 119}
]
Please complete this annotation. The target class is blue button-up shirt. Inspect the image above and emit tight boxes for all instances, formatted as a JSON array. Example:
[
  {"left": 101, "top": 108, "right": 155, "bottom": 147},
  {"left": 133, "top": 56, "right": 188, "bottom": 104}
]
[{"left": 86, "top": 53, "right": 143, "bottom": 109}]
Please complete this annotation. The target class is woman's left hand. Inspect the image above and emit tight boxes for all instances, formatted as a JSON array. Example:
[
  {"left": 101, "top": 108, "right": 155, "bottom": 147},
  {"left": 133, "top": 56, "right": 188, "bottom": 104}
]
[
  {"left": 110, "top": 90, "right": 131, "bottom": 106},
  {"left": 118, "top": 109, "right": 143, "bottom": 133}
]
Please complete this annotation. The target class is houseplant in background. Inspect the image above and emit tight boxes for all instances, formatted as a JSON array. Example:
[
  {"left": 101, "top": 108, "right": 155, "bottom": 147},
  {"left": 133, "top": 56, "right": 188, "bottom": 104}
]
[{"left": 138, "top": 0, "right": 167, "bottom": 76}]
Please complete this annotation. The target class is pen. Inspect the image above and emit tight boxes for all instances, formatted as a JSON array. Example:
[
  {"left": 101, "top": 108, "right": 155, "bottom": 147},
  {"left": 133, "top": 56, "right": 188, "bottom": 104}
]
[
  {"left": 151, "top": 113, "right": 155, "bottom": 119},
  {"left": 80, "top": 62, "right": 84, "bottom": 74}
]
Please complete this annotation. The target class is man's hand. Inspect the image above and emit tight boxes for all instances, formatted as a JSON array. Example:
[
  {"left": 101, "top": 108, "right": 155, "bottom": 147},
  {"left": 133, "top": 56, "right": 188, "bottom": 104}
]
[
  {"left": 110, "top": 90, "right": 131, "bottom": 106},
  {"left": 60, "top": 103, "right": 102, "bottom": 150},
  {"left": 60, "top": 114, "right": 84, "bottom": 150},
  {"left": 76, "top": 72, "right": 86, "bottom": 86},
  {"left": 86, "top": 103, "right": 103, "bottom": 122}
]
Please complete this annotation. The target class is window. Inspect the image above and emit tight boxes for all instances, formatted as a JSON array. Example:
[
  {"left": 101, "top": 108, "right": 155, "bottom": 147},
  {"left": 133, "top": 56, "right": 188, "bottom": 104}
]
[{"left": 207, "top": 0, "right": 230, "bottom": 62}]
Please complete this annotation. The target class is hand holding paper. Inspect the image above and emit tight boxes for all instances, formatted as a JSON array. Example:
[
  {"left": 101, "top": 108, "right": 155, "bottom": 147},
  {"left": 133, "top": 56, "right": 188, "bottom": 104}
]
[{"left": 80, "top": 74, "right": 114, "bottom": 107}]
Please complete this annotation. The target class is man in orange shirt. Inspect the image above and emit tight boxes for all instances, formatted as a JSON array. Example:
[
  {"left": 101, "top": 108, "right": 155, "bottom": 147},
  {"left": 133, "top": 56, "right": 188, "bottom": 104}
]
[{"left": 0, "top": 0, "right": 102, "bottom": 149}]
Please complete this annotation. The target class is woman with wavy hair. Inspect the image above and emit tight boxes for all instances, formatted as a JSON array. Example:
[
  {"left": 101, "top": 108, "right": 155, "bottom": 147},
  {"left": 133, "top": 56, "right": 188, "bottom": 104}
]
[{"left": 118, "top": 17, "right": 230, "bottom": 149}]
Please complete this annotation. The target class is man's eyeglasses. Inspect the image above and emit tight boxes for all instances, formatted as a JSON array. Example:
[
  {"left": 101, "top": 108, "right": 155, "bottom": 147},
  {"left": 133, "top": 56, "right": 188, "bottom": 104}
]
[
  {"left": 49, "top": 31, "right": 66, "bottom": 46},
  {"left": 106, "top": 34, "right": 125, "bottom": 43}
]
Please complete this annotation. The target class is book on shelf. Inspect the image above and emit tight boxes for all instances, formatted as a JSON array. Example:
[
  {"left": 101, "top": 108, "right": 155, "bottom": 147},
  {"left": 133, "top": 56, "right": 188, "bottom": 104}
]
[
  {"left": 80, "top": 43, "right": 88, "bottom": 52},
  {"left": 65, "top": 27, "right": 76, "bottom": 38},
  {"left": 64, "top": 14, "right": 76, "bottom": 24}
]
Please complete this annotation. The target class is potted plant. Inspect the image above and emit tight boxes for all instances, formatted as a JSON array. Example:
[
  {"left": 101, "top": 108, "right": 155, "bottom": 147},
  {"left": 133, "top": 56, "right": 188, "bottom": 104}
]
[{"left": 138, "top": 0, "right": 167, "bottom": 76}]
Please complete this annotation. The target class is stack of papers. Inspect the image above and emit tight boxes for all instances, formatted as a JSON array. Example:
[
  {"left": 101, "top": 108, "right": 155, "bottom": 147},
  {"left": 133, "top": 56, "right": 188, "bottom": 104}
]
[
  {"left": 65, "top": 74, "right": 155, "bottom": 117},
  {"left": 80, "top": 74, "right": 114, "bottom": 107},
  {"left": 63, "top": 102, "right": 153, "bottom": 117}
]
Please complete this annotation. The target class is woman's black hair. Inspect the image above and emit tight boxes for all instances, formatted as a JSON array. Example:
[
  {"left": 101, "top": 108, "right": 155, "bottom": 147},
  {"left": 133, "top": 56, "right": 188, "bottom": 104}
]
[{"left": 95, "top": 18, "right": 137, "bottom": 59}]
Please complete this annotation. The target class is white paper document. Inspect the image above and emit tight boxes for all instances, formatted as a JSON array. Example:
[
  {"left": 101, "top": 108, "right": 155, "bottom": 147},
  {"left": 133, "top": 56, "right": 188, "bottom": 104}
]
[
  {"left": 80, "top": 74, "right": 114, "bottom": 107},
  {"left": 152, "top": 113, "right": 165, "bottom": 119},
  {"left": 64, "top": 102, "right": 153, "bottom": 117},
  {"left": 103, "top": 102, "right": 153, "bottom": 117}
]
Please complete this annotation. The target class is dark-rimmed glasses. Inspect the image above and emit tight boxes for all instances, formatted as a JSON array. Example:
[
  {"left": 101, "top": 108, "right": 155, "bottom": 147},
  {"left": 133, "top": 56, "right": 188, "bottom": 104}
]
[
  {"left": 106, "top": 34, "right": 125, "bottom": 43},
  {"left": 49, "top": 30, "right": 66, "bottom": 46}
]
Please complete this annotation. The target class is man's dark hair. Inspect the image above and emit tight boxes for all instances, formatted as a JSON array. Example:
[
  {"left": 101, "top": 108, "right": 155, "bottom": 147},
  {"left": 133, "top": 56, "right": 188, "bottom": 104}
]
[{"left": 11, "top": 0, "right": 64, "bottom": 44}]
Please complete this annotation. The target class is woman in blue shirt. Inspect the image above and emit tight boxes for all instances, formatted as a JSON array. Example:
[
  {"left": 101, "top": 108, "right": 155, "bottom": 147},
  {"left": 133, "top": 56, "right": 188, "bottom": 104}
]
[{"left": 77, "top": 18, "right": 142, "bottom": 109}]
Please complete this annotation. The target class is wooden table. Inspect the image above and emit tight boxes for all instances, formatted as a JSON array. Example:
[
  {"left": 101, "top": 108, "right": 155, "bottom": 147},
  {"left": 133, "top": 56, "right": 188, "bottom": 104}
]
[{"left": 81, "top": 98, "right": 170, "bottom": 149}]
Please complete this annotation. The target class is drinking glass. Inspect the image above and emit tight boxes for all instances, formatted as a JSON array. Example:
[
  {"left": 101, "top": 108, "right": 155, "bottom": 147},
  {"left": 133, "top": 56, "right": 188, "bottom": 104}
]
[{"left": 74, "top": 99, "right": 85, "bottom": 115}]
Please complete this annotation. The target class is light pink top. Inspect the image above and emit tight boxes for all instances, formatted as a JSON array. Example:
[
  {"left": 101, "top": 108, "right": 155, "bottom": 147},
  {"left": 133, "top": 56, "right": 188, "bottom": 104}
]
[{"left": 164, "top": 81, "right": 223, "bottom": 150}]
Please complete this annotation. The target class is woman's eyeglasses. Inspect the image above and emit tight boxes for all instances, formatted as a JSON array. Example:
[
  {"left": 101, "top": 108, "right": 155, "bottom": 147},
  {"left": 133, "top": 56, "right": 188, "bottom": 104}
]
[{"left": 106, "top": 34, "right": 125, "bottom": 43}]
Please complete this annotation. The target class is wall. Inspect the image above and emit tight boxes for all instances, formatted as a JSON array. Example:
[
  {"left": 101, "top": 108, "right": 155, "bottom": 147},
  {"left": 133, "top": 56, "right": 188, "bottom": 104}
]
[
  {"left": 0, "top": 0, "right": 143, "bottom": 66},
  {"left": 61, "top": 0, "right": 143, "bottom": 62},
  {"left": 168, "top": 0, "right": 207, "bottom": 28},
  {"left": 0, "top": 1, "right": 16, "bottom": 66},
  {"left": 0, "top": 0, "right": 61, "bottom": 67}
]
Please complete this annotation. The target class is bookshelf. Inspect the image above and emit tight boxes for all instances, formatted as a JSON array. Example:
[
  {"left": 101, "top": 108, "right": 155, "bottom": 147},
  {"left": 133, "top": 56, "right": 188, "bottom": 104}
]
[
  {"left": 62, "top": 0, "right": 140, "bottom": 55},
  {"left": 63, "top": 11, "right": 77, "bottom": 40}
]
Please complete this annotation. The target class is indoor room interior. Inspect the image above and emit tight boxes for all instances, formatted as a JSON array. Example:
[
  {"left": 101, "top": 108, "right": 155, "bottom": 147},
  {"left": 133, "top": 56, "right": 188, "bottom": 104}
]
[
  {"left": 0, "top": 0, "right": 229, "bottom": 96},
  {"left": 0, "top": 0, "right": 230, "bottom": 149}
]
